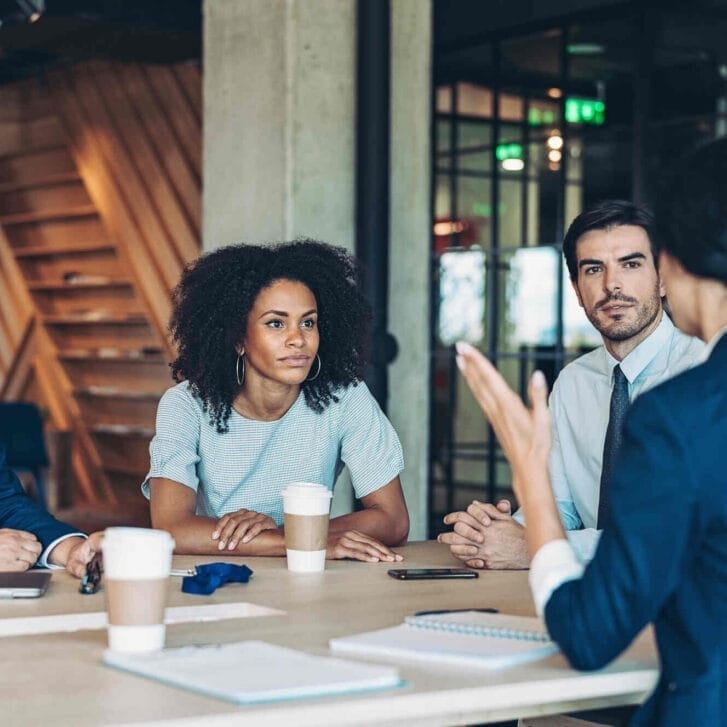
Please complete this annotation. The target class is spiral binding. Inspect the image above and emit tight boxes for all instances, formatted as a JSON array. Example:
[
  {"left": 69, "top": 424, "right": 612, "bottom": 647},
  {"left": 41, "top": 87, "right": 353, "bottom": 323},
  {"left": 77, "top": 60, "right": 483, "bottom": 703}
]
[{"left": 404, "top": 615, "right": 552, "bottom": 643}]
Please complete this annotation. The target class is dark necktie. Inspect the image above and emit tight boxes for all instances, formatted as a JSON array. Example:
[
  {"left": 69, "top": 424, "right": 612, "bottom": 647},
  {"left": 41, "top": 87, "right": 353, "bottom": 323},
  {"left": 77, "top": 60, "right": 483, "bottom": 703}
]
[{"left": 597, "top": 365, "right": 629, "bottom": 529}]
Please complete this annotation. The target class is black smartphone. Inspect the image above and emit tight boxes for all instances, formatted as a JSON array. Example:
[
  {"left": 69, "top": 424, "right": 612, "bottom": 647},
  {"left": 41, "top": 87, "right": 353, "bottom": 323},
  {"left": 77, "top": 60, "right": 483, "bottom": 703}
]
[{"left": 387, "top": 568, "right": 478, "bottom": 580}]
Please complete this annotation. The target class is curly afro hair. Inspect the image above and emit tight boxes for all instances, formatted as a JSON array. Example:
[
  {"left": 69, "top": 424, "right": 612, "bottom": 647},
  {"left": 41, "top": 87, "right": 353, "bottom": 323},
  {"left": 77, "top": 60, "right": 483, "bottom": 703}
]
[{"left": 169, "top": 240, "right": 372, "bottom": 433}]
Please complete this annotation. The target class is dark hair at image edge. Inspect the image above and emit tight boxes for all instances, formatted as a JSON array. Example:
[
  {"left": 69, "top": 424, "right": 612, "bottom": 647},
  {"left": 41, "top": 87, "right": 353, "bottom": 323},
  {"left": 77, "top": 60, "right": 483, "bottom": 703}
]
[
  {"left": 562, "top": 199, "right": 659, "bottom": 281},
  {"left": 655, "top": 137, "right": 727, "bottom": 284},
  {"left": 169, "top": 240, "right": 372, "bottom": 433}
]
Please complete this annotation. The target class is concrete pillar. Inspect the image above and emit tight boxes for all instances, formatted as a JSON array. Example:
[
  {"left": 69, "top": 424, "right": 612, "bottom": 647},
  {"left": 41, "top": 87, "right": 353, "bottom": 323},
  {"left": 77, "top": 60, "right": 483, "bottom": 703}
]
[
  {"left": 389, "top": 0, "right": 432, "bottom": 540},
  {"left": 203, "top": 0, "right": 355, "bottom": 250}
]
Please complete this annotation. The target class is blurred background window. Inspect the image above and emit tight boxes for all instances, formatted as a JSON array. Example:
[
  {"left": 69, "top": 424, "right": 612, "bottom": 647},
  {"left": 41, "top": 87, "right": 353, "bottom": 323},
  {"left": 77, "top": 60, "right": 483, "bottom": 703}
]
[{"left": 429, "top": 1, "right": 727, "bottom": 534}]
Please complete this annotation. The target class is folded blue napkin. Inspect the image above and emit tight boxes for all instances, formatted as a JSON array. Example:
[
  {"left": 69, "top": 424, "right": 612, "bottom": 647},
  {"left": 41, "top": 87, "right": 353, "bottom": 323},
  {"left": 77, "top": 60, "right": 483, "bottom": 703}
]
[{"left": 182, "top": 563, "right": 253, "bottom": 595}]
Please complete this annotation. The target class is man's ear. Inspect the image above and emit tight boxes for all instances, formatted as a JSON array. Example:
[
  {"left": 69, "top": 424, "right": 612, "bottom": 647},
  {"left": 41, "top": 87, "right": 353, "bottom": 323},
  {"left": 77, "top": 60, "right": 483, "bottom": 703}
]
[
  {"left": 570, "top": 278, "right": 584, "bottom": 308},
  {"left": 655, "top": 253, "right": 667, "bottom": 298}
]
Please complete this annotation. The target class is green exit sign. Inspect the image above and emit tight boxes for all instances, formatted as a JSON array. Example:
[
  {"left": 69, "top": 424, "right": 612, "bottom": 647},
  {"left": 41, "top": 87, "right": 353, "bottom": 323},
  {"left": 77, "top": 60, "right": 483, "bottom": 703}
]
[
  {"left": 565, "top": 97, "right": 605, "bottom": 125},
  {"left": 495, "top": 143, "right": 523, "bottom": 161}
]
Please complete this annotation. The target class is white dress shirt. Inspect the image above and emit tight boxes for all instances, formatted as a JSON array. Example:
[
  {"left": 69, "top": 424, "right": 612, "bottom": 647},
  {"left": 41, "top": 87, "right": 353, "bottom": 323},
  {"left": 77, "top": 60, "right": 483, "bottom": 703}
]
[
  {"left": 515, "top": 313, "right": 704, "bottom": 562},
  {"left": 528, "top": 322, "right": 725, "bottom": 615},
  {"left": 39, "top": 533, "right": 86, "bottom": 569}
]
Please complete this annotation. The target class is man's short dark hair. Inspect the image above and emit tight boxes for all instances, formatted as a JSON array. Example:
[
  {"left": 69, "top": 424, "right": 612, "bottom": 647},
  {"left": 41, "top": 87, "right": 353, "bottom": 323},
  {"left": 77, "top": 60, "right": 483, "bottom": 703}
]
[{"left": 562, "top": 200, "right": 659, "bottom": 281}]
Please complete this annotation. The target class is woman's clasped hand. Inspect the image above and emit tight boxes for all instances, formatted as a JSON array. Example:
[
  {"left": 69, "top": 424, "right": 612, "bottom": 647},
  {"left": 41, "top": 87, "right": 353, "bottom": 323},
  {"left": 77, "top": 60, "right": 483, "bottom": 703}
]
[{"left": 211, "top": 508, "right": 278, "bottom": 550}]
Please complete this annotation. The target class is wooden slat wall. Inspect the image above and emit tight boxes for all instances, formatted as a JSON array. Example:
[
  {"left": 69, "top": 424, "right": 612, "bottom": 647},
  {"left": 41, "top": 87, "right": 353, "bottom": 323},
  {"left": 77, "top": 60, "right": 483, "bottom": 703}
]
[
  {"left": 0, "top": 79, "right": 111, "bottom": 509},
  {"left": 0, "top": 228, "right": 105, "bottom": 506},
  {"left": 0, "top": 225, "right": 34, "bottom": 388},
  {"left": 0, "top": 81, "right": 39, "bottom": 368},
  {"left": 49, "top": 60, "right": 202, "bottom": 351},
  {"left": 0, "top": 60, "right": 202, "bottom": 526}
]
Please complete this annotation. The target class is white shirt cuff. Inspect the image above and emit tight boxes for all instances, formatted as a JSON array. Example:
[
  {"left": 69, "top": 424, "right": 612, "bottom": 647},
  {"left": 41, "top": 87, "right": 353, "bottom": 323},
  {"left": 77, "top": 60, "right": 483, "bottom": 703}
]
[
  {"left": 528, "top": 538, "right": 585, "bottom": 617},
  {"left": 38, "top": 533, "right": 86, "bottom": 569}
]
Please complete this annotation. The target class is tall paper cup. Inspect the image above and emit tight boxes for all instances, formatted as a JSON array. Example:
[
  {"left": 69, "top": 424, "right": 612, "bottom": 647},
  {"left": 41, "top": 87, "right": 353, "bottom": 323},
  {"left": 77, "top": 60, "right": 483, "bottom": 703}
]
[
  {"left": 282, "top": 483, "right": 332, "bottom": 573},
  {"left": 102, "top": 527, "right": 175, "bottom": 653}
]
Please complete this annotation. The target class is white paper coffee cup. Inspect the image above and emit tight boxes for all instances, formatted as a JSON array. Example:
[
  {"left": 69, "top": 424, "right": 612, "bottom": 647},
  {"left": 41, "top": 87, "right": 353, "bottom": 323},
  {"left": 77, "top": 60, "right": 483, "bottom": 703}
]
[
  {"left": 102, "top": 527, "right": 175, "bottom": 653},
  {"left": 282, "top": 483, "right": 332, "bottom": 573}
]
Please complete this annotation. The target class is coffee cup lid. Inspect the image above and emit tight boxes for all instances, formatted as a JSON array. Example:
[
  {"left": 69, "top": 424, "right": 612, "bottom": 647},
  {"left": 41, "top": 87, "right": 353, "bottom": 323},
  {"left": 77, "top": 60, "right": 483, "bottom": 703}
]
[
  {"left": 281, "top": 482, "right": 332, "bottom": 499},
  {"left": 102, "top": 527, "right": 175, "bottom": 549}
]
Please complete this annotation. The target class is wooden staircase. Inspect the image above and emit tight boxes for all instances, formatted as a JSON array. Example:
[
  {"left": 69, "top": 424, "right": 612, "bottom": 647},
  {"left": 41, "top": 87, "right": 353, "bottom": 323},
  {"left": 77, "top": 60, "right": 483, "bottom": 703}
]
[{"left": 0, "top": 63, "right": 201, "bottom": 529}]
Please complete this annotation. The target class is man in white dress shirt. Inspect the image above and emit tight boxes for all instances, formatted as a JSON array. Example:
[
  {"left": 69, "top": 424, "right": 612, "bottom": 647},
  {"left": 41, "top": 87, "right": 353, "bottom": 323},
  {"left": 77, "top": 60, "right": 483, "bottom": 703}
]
[{"left": 439, "top": 200, "right": 704, "bottom": 567}]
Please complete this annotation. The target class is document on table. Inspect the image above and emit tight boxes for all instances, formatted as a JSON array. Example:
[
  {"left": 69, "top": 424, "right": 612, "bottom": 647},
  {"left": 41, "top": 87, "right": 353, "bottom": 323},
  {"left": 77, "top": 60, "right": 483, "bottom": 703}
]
[
  {"left": 104, "top": 640, "right": 403, "bottom": 704},
  {"left": 0, "top": 602, "right": 282, "bottom": 637}
]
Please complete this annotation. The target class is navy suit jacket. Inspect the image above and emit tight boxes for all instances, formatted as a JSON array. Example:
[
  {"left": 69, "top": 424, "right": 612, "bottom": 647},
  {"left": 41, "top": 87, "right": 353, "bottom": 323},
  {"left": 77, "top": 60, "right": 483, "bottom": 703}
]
[
  {"left": 0, "top": 446, "right": 79, "bottom": 551},
  {"left": 545, "top": 334, "right": 727, "bottom": 726}
]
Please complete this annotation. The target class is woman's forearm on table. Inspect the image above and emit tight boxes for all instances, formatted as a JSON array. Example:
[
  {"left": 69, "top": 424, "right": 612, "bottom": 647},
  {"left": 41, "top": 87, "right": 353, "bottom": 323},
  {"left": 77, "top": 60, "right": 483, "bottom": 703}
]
[
  {"left": 329, "top": 507, "right": 409, "bottom": 546},
  {"left": 158, "top": 515, "right": 287, "bottom": 556}
]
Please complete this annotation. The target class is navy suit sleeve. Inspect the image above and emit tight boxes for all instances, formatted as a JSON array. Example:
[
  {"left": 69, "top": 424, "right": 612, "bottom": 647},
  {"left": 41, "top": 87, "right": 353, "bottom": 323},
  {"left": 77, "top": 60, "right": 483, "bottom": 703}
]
[
  {"left": 544, "top": 390, "right": 696, "bottom": 670},
  {"left": 0, "top": 448, "right": 80, "bottom": 550}
]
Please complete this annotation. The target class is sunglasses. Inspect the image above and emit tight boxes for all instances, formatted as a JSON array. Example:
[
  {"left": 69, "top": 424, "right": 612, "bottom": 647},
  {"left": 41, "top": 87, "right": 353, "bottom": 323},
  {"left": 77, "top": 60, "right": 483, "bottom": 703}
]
[{"left": 79, "top": 552, "right": 103, "bottom": 595}]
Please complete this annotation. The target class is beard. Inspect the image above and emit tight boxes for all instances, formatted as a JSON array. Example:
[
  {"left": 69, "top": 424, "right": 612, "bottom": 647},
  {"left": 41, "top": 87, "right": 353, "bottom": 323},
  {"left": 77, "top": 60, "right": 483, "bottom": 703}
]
[{"left": 585, "top": 285, "right": 662, "bottom": 342}]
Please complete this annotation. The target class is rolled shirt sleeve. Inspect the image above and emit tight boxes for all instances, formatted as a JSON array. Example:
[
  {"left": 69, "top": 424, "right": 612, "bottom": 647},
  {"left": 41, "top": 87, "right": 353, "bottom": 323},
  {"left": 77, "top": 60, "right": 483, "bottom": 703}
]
[
  {"left": 142, "top": 385, "right": 202, "bottom": 499},
  {"left": 529, "top": 538, "right": 585, "bottom": 616},
  {"left": 337, "top": 383, "right": 405, "bottom": 499}
]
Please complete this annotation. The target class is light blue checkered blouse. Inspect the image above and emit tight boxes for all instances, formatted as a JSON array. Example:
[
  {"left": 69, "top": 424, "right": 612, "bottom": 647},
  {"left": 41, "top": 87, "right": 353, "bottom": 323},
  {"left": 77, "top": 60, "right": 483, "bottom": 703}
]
[{"left": 142, "top": 381, "right": 404, "bottom": 525}]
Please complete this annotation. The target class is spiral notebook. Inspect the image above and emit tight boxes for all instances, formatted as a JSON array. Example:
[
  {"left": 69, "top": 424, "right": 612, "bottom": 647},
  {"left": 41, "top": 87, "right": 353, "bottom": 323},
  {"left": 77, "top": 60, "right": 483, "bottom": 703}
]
[
  {"left": 329, "top": 611, "right": 558, "bottom": 670},
  {"left": 104, "top": 641, "right": 402, "bottom": 704}
]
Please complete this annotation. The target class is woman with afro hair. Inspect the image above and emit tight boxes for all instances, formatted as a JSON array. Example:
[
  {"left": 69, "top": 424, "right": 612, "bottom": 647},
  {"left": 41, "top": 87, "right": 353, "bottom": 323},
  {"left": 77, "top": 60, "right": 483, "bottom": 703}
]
[{"left": 142, "top": 240, "right": 409, "bottom": 561}]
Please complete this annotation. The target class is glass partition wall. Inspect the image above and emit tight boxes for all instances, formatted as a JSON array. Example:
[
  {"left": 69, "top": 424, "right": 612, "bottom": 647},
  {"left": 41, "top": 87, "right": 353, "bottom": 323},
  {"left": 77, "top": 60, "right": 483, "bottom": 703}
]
[{"left": 429, "top": 5, "right": 727, "bottom": 536}]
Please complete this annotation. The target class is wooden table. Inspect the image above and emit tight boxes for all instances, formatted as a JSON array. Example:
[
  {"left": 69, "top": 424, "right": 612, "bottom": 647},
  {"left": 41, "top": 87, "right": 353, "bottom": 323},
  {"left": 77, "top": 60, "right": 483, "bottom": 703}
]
[{"left": 0, "top": 541, "right": 658, "bottom": 726}]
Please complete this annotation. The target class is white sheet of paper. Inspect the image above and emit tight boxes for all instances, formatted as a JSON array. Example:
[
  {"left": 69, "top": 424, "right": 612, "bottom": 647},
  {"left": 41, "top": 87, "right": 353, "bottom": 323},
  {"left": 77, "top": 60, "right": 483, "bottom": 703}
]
[{"left": 0, "top": 601, "right": 281, "bottom": 637}]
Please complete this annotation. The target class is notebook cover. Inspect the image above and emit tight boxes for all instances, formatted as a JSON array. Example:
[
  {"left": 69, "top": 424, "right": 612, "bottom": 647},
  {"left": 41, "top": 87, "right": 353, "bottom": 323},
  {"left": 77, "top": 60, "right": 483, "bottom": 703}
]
[
  {"left": 103, "top": 640, "right": 403, "bottom": 704},
  {"left": 330, "top": 612, "right": 557, "bottom": 670}
]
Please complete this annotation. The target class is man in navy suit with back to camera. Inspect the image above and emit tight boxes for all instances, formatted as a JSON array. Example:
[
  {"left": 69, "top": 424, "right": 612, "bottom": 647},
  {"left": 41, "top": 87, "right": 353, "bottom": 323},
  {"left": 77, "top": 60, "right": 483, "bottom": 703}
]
[{"left": 0, "top": 445, "right": 99, "bottom": 577}]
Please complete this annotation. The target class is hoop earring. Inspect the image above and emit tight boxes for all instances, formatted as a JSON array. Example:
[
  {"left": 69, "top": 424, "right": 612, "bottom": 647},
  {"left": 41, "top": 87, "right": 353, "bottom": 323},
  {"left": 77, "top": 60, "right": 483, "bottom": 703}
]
[
  {"left": 236, "top": 352, "right": 245, "bottom": 386},
  {"left": 306, "top": 354, "right": 321, "bottom": 382}
]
